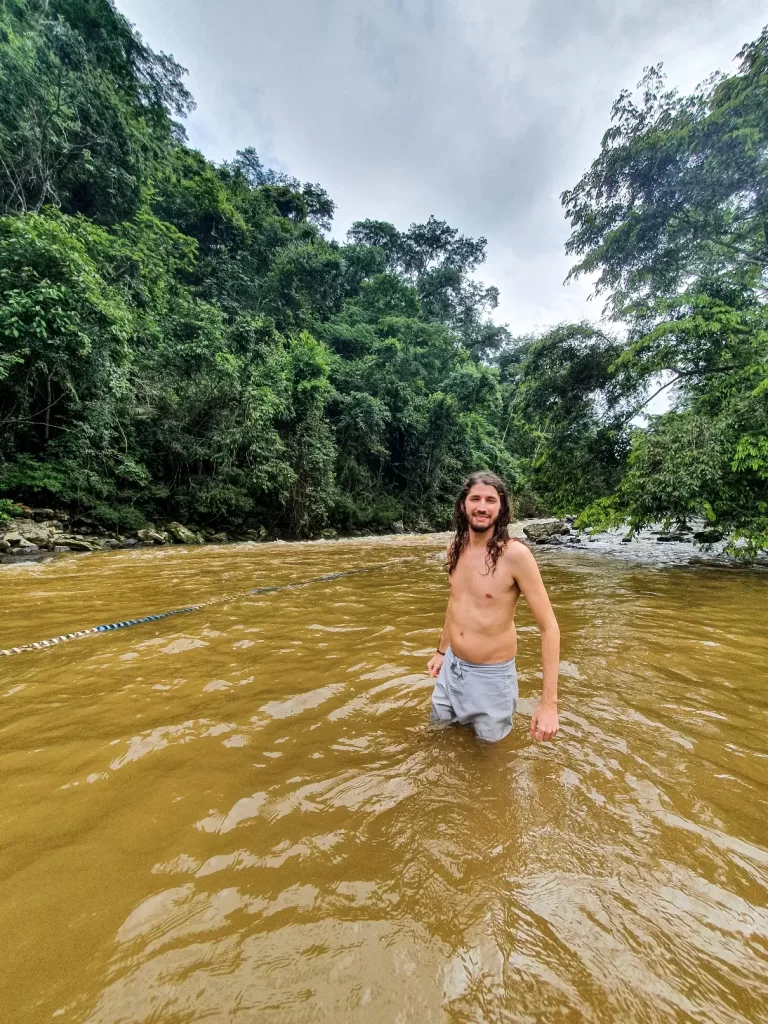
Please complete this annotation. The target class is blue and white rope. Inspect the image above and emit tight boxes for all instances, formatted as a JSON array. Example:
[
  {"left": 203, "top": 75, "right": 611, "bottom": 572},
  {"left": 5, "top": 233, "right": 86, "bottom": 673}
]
[{"left": 0, "top": 564, "right": 395, "bottom": 657}]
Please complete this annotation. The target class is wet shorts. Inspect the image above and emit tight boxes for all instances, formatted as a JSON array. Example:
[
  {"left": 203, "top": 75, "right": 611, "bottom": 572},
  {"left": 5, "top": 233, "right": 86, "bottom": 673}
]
[{"left": 429, "top": 646, "right": 518, "bottom": 743}]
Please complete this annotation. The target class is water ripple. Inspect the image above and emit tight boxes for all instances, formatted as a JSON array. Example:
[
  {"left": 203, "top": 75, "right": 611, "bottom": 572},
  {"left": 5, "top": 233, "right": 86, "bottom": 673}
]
[{"left": 0, "top": 538, "right": 766, "bottom": 1023}]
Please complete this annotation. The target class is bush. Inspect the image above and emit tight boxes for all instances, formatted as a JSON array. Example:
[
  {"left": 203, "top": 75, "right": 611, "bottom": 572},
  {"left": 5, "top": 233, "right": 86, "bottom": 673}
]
[{"left": 0, "top": 498, "right": 21, "bottom": 525}]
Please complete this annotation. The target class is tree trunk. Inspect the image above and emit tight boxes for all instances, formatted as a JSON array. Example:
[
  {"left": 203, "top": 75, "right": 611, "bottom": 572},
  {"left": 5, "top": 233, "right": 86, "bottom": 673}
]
[{"left": 45, "top": 374, "right": 51, "bottom": 441}]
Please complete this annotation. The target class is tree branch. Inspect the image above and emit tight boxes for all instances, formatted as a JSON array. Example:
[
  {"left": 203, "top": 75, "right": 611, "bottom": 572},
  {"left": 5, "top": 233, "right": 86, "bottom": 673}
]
[
  {"left": 701, "top": 234, "right": 767, "bottom": 267},
  {"left": 621, "top": 374, "right": 684, "bottom": 423}
]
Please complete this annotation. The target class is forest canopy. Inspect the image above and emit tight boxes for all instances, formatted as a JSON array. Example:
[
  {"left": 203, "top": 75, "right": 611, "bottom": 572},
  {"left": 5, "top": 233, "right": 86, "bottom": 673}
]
[{"left": 0, "top": 1, "right": 766, "bottom": 553}]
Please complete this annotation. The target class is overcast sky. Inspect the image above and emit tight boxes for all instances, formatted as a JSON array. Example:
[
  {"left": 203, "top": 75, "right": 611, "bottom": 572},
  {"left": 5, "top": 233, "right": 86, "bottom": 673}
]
[{"left": 118, "top": 0, "right": 766, "bottom": 336}]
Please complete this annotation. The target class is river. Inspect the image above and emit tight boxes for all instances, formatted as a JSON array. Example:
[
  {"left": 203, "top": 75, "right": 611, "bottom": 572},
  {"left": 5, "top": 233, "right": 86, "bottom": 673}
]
[{"left": 1, "top": 537, "right": 767, "bottom": 1023}]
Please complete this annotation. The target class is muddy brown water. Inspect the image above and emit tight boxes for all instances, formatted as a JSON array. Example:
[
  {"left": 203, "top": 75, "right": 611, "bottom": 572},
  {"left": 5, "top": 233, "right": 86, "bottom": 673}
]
[{"left": 0, "top": 537, "right": 767, "bottom": 1023}]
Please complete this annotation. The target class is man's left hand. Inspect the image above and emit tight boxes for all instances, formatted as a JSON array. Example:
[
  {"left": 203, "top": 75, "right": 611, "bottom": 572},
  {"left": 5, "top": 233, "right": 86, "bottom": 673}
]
[{"left": 530, "top": 702, "right": 559, "bottom": 742}]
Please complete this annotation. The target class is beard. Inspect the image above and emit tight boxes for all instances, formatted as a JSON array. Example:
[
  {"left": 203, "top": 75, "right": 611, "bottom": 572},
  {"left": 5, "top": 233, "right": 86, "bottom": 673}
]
[{"left": 468, "top": 515, "right": 495, "bottom": 534}]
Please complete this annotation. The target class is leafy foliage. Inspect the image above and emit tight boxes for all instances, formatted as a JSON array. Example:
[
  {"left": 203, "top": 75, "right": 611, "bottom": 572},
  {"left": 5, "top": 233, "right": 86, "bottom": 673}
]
[
  {"left": 0, "top": 0, "right": 520, "bottom": 536},
  {"left": 0, "top": 4, "right": 765, "bottom": 554},
  {"left": 558, "top": 27, "right": 768, "bottom": 552},
  {"left": 0, "top": 497, "right": 21, "bottom": 524},
  {"left": 498, "top": 324, "right": 632, "bottom": 512}
]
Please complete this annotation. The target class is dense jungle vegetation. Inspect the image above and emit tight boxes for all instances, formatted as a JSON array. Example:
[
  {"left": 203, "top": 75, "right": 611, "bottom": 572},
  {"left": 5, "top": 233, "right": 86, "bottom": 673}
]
[{"left": 1, "top": 1, "right": 766, "bottom": 551}]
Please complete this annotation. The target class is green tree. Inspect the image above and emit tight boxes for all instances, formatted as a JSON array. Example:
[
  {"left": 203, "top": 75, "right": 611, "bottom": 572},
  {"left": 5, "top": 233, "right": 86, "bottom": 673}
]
[
  {"left": 0, "top": 0, "right": 543, "bottom": 540},
  {"left": 498, "top": 324, "right": 631, "bottom": 512},
  {"left": 561, "top": 27, "right": 768, "bottom": 550},
  {"left": 0, "top": 0, "right": 192, "bottom": 221}
]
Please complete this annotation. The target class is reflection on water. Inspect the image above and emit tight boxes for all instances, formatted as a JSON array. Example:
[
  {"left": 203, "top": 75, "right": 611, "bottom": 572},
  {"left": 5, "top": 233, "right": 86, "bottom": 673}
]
[{"left": 1, "top": 537, "right": 767, "bottom": 1023}]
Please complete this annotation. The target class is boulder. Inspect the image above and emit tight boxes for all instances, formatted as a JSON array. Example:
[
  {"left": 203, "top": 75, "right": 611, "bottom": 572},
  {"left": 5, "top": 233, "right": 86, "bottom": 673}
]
[
  {"left": 321, "top": 528, "right": 338, "bottom": 540},
  {"left": 167, "top": 522, "right": 203, "bottom": 545},
  {"left": 209, "top": 531, "right": 228, "bottom": 544},
  {"left": 523, "top": 519, "right": 570, "bottom": 544},
  {"left": 2, "top": 531, "right": 38, "bottom": 551},
  {"left": 656, "top": 532, "right": 689, "bottom": 542},
  {"left": 54, "top": 537, "right": 95, "bottom": 552},
  {"left": 693, "top": 528, "right": 724, "bottom": 544},
  {"left": 536, "top": 533, "right": 580, "bottom": 546},
  {"left": 6, "top": 518, "right": 32, "bottom": 533},
  {"left": 14, "top": 521, "right": 53, "bottom": 547},
  {"left": 244, "top": 526, "right": 269, "bottom": 541},
  {"left": 391, "top": 520, "right": 406, "bottom": 535},
  {"left": 29, "top": 507, "right": 57, "bottom": 522},
  {"left": 137, "top": 528, "right": 168, "bottom": 545},
  {"left": 71, "top": 516, "right": 106, "bottom": 535}
]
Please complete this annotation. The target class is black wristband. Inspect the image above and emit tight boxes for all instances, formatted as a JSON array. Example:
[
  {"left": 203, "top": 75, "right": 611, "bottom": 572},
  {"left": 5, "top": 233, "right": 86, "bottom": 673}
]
[{"left": 436, "top": 648, "right": 445, "bottom": 656}]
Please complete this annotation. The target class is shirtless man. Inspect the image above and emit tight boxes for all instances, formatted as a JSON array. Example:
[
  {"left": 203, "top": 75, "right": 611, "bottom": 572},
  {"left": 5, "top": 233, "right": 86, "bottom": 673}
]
[{"left": 427, "top": 471, "right": 560, "bottom": 743}]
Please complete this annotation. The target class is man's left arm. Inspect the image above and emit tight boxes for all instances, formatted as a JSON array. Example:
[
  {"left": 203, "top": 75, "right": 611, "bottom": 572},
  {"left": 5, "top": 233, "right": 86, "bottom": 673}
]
[{"left": 509, "top": 544, "right": 560, "bottom": 742}]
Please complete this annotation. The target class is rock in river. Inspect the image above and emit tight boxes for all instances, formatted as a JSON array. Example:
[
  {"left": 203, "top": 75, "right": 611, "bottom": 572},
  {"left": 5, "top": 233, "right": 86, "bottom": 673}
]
[
  {"left": 693, "top": 528, "right": 724, "bottom": 544},
  {"left": 53, "top": 537, "right": 95, "bottom": 552},
  {"left": 2, "top": 532, "right": 39, "bottom": 551},
  {"left": 137, "top": 528, "right": 169, "bottom": 545},
  {"left": 167, "top": 522, "right": 203, "bottom": 545},
  {"left": 523, "top": 519, "right": 571, "bottom": 544},
  {"left": 4, "top": 520, "right": 53, "bottom": 548}
]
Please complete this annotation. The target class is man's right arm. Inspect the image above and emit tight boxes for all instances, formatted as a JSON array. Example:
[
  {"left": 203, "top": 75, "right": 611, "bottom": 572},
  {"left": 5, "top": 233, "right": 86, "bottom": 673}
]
[{"left": 427, "top": 600, "right": 450, "bottom": 678}]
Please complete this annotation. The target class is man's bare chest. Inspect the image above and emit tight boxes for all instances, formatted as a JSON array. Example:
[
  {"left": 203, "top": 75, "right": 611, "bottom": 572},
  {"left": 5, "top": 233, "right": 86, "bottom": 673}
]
[{"left": 451, "top": 554, "right": 518, "bottom": 603}]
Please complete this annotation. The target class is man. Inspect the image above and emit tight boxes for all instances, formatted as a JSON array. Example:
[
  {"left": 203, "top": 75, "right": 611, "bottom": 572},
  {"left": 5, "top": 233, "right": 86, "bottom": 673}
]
[{"left": 427, "top": 471, "right": 560, "bottom": 743}]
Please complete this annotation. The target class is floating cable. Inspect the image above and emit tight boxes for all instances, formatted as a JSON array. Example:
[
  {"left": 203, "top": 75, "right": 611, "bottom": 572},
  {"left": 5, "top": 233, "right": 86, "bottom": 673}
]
[{"left": 0, "top": 561, "right": 412, "bottom": 657}]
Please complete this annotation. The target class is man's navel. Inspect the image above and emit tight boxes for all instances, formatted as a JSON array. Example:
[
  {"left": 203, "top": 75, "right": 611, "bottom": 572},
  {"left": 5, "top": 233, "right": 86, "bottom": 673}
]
[{"left": 485, "top": 593, "right": 493, "bottom": 599}]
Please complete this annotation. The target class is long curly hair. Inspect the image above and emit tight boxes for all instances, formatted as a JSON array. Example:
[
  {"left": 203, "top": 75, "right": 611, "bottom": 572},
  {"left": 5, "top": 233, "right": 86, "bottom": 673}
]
[{"left": 447, "top": 471, "right": 511, "bottom": 576}]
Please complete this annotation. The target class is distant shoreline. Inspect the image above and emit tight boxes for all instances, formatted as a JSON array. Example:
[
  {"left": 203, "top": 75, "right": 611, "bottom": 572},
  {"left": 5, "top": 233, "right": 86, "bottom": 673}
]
[{"left": 1, "top": 517, "right": 766, "bottom": 572}]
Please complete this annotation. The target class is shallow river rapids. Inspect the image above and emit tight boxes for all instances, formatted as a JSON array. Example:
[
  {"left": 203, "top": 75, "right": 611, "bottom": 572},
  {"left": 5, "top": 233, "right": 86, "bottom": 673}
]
[{"left": 1, "top": 536, "right": 767, "bottom": 1023}]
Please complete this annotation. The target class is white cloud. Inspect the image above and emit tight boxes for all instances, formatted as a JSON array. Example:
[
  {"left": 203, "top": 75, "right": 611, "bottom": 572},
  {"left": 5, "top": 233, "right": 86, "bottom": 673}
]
[{"left": 117, "top": 0, "right": 766, "bottom": 333}]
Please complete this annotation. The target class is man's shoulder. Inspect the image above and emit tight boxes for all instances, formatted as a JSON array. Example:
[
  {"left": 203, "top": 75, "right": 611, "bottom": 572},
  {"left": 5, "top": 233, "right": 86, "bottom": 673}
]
[{"left": 500, "top": 537, "right": 536, "bottom": 570}]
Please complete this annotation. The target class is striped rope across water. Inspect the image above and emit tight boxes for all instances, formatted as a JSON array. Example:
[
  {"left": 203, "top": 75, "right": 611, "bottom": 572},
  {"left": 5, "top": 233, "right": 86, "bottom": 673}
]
[{"left": 0, "top": 563, "right": 406, "bottom": 657}]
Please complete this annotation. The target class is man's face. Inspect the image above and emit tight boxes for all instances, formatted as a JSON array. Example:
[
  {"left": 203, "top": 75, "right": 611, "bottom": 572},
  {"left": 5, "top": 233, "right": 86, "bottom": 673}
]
[{"left": 463, "top": 484, "right": 501, "bottom": 534}]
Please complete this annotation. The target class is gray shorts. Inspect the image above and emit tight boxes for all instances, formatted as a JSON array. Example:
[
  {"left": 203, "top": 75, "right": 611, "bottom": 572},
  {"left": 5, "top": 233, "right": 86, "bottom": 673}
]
[{"left": 429, "top": 646, "right": 518, "bottom": 743}]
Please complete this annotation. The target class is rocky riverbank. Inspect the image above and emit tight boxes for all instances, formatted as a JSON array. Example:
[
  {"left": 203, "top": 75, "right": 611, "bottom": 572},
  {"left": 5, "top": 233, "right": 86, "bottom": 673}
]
[
  {"left": 0, "top": 506, "right": 273, "bottom": 564},
  {"left": 1, "top": 508, "right": 765, "bottom": 569},
  {"left": 0, "top": 507, "right": 430, "bottom": 565},
  {"left": 512, "top": 516, "right": 768, "bottom": 569}
]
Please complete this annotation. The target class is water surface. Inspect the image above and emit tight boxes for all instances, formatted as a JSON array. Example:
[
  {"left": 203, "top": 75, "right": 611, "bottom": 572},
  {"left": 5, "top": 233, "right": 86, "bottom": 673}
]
[{"left": 1, "top": 538, "right": 767, "bottom": 1023}]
